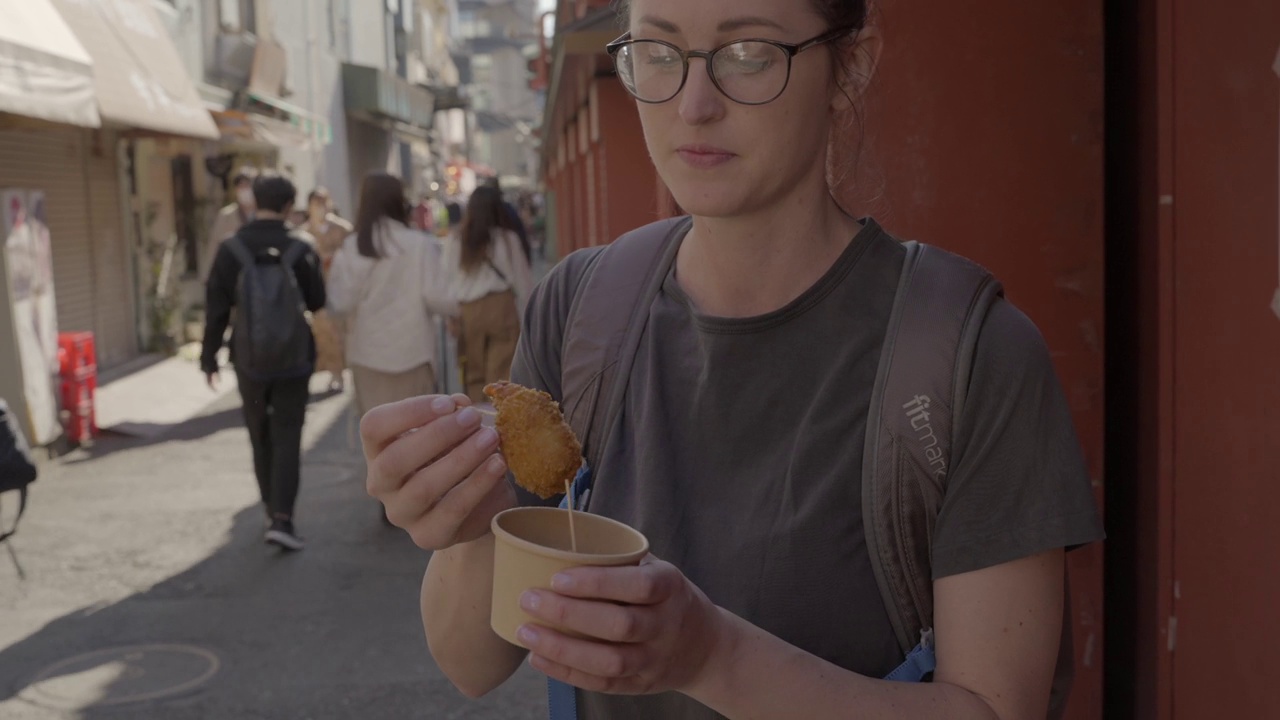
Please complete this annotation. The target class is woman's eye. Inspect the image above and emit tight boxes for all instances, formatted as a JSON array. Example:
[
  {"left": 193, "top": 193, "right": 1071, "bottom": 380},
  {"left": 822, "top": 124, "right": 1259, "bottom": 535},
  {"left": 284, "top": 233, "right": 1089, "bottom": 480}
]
[{"left": 721, "top": 44, "right": 776, "bottom": 73}]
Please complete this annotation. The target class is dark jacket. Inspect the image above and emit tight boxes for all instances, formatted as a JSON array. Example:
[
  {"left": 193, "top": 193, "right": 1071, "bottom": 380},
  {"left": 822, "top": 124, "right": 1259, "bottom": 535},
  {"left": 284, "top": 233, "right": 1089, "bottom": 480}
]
[{"left": 201, "top": 219, "right": 326, "bottom": 376}]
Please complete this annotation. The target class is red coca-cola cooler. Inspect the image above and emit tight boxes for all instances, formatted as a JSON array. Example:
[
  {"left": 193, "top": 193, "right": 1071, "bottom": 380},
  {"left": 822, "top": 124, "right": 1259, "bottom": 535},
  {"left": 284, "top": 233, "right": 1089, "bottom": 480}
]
[{"left": 57, "top": 332, "right": 97, "bottom": 444}]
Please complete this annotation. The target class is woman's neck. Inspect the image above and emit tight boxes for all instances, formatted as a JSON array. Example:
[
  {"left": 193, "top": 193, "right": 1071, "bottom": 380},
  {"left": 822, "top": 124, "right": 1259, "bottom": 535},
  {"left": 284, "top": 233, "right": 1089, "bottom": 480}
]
[{"left": 675, "top": 191, "right": 862, "bottom": 319}]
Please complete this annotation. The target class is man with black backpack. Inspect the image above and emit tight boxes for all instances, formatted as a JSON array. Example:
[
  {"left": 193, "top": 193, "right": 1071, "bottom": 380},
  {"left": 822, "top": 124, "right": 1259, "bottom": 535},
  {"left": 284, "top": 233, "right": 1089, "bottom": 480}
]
[{"left": 201, "top": 173, "right": 326, "bottom": 551}]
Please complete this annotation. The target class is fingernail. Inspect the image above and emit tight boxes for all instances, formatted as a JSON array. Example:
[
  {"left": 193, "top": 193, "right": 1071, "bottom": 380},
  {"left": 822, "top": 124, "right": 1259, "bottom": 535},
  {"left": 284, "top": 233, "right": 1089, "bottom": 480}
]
[
  {"left": 550, "top": 573, "right": 574, "bottom": 592},
  {"left": 456, "top": 407, "right": 480, "bottom": 428},
  {"left": 517, "top": 625, "right": 539, "bottom": 645},
  {"left": 488, "top": 454, "right": 507, "bottom": 473},
  {"left": 474, "top": 427, "right": 498, "bottom": 449},
  {"left": 520, "top": 591, "right": 541, "bottom": 611},
  {"left": 431, "top": 396, "right": 454, "bottom": 414}
]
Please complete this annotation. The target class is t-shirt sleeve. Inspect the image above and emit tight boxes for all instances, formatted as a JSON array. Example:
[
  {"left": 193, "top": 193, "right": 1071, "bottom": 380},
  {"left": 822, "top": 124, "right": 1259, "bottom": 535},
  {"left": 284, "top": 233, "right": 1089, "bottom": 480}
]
[
  {"left": 930, "top": 299, "right": 1105, "bottom": 580},
  {"left": 507, "top": 246, "right": 605, "bottom": 507}
]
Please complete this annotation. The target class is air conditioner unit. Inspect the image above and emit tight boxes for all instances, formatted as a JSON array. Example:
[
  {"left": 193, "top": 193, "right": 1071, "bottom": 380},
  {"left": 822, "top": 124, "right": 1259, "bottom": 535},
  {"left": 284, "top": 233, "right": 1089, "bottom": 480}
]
[{"left": 215, "top": 32, "right": 258, "bottom": 87}]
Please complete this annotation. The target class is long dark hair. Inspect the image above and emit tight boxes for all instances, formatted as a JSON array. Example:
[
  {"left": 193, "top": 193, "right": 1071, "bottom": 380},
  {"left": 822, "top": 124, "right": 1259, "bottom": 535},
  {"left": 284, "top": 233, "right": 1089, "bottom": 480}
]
[
  {"left": 354, "top": 173, "right": 410, "bottom": 258},
  {"left": 458, "top": 186, "right": 505, "bottom": 273}
]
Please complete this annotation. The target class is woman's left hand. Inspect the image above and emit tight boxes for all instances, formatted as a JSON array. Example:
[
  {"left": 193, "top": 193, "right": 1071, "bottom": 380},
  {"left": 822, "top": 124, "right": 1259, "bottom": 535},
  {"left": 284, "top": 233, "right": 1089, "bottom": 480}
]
[{"left": 516, "top": 556, "right": 728, "bottom": 695}]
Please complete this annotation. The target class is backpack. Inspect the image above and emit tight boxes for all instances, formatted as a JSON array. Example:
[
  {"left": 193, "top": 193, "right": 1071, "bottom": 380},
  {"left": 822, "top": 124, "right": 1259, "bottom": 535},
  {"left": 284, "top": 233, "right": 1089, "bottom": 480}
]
[
  {"left": 546, "top": 217, "right": 1074, "bottom": 719},
  {"left": 225, "top": 236, "right": 312, "bottom": 380},
  {"left": 0, "top": 399, "right": 39, "bottom": 544}
]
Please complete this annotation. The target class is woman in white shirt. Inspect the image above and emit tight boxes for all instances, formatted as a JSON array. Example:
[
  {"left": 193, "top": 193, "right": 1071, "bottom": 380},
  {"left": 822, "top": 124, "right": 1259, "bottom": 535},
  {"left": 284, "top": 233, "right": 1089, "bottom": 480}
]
[
  {"left": 327, "top": 173, "right": 458, "bottom": 420},
  {"left": 442, "top": 185, "right": 532, "bottom": 403}
]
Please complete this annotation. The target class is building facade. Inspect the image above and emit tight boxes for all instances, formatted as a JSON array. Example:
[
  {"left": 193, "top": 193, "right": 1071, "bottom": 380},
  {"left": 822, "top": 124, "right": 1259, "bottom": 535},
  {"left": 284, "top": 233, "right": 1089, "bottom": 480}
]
[{"left": 455, "top": 0, "right": 540, "bottom": 187}]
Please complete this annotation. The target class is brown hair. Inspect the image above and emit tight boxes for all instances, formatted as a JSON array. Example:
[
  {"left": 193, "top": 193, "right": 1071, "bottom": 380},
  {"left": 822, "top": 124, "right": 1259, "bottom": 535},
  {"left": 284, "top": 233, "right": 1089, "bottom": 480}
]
[
  {"left": 353, "top": 173, "right": 409, "bottom": 259},
  {"left": 619, "top": 0, "right": 878, "bottom": 217},
  {"left": 458, "top": 185, "right": 505, "bottom": 273}
]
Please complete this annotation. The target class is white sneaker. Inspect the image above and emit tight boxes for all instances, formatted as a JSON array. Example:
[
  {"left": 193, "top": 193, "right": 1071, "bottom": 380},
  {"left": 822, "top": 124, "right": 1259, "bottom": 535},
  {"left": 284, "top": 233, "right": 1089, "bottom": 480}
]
[{"left": 265, "top": 520, "right": 305, "bottom": 551}]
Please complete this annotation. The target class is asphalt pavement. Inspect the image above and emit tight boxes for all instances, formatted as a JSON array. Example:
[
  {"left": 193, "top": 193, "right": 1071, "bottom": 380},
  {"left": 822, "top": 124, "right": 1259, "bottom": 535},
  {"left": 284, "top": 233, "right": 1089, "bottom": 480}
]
[{"left": 0, "top": 376, "right": 545, "bottom": 719}]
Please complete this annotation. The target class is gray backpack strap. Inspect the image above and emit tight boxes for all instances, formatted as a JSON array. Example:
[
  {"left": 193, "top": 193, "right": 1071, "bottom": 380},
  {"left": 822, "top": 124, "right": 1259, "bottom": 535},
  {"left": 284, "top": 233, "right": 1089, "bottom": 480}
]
[
  {"left": 548, "top": 216, "right": 691, "bottom": 720},
  {"left": 224, "top": 236, "right": 255, "bottom": 267},
  {"left": 560, "top": 216, "right": 693, "bottom": 477},
  {"left": 862, "top": 241, "right": 1002, "bottom": 656}
]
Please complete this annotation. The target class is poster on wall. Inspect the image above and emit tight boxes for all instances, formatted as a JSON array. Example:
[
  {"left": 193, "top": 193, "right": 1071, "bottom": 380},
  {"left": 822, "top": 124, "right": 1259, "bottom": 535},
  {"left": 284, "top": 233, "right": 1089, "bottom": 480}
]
[
  {"left": 27, "top": 192, "right": 60, "bottom": 373},
  {"left": 2, "top": 188, "right": 61, "bottom": 445}
]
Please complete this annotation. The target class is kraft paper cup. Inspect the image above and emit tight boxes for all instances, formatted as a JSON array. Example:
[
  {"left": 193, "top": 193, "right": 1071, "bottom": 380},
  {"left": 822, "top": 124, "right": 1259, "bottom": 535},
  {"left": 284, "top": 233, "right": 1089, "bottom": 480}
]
[{"left": 490, "top": 507, "right": 649, "bottom": 646}]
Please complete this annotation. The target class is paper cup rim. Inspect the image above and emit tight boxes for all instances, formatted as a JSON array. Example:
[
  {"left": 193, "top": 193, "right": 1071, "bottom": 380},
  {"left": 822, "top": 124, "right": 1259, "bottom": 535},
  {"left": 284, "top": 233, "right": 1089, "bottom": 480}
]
[{"left": 491, "top": 507, "right": 649, "bottom": 564}]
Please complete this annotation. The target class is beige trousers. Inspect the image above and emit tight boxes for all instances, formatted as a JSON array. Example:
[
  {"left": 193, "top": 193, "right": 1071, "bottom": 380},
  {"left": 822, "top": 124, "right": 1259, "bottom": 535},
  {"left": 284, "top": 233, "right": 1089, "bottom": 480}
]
[
  {"left": 351, "top": 362, "right": 437, "bottom": 419},
  {"left": 458, "top": 290, "right": 520, "bottom": 404}
]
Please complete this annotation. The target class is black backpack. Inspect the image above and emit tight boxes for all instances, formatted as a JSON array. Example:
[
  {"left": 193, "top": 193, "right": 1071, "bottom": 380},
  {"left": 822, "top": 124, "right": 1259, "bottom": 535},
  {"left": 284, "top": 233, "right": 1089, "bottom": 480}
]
[
  {"left": 225, "top": 236, "right": 312, "bottom": 380},
  {"left": 0, "top": 399, "right": 38, "bottom": 544}
]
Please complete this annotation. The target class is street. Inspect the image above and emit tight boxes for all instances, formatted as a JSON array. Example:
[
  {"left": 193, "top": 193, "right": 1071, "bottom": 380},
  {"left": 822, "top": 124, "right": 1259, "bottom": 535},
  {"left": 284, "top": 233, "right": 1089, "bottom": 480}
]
[{"left": 0, "top": 372, "right": 544, "bottom": 719}]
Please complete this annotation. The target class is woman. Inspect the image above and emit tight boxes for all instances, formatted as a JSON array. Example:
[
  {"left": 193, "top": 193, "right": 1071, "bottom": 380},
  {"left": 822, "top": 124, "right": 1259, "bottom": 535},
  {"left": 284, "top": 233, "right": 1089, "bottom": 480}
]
[
  {"left": 441, "top": 185, "right": 532, "bottom": 404},
  {"left": 327, "top": 173, "right": 456, "bottom": 421},
  {"left": 361, "top": 1, "right": 1104, "bottom": 719},
  {"left": 301, "top": 188, "right": 353, "bottom": 391}
]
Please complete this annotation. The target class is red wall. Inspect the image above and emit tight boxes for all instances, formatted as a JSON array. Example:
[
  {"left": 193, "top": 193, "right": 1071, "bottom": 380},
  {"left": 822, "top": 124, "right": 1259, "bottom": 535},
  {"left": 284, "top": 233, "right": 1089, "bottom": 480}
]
[
  {"left": 550, "top": 76, "right": 658, "bottom": 256},
  {"left": 844, "top": 3, "right": 1107, "bottom": 718},
  {"left": 596, "top": 80, "right": 659, "bottom": 241},
  {"left": 1166, "top": 1, "right": 1280, "bottom": 716}
]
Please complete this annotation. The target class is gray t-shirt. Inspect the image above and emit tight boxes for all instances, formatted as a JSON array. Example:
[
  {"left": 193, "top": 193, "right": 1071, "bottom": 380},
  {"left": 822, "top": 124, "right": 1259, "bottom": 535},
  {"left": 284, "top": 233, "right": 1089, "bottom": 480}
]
[{"left": 510, "top": 219, "right": 1104, "bottom": 720}]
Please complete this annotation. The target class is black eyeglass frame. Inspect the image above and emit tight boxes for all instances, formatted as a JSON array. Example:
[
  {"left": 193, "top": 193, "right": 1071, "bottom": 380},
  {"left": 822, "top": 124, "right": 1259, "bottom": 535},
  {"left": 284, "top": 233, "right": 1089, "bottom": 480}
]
[{"left": 605, "top": 26, "right": 859, "bottom": 106}]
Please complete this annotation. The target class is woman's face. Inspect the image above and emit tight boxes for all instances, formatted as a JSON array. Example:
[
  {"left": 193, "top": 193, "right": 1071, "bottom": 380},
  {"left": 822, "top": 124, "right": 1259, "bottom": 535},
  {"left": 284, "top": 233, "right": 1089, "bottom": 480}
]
[{"left": 628, "top": 0, "right": 842, "bottom": 219}]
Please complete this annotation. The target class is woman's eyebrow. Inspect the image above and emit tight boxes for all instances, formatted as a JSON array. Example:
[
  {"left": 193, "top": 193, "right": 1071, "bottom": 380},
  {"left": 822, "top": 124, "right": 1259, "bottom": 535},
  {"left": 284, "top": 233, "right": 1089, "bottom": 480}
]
[
  {"left": 717, "top": 16, "right": 787, "bottom": 33},
  {"left": 637, "top": 15, "right": 788, "bottom": 34}
]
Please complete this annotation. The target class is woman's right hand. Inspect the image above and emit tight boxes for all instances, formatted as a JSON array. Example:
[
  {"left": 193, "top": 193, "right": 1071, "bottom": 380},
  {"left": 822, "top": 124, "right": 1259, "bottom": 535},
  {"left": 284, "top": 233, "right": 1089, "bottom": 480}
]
[{"left": 362, "top": 393, "right": 515, "bottom": 550}]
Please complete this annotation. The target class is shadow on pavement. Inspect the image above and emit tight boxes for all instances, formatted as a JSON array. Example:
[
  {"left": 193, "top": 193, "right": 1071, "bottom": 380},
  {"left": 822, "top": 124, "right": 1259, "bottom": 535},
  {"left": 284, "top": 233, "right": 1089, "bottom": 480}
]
[
  {"left": 0, "top": 396, "right": 544, "bottom": 719},
  {"left": 59, "top": 387, "right": 347, "bottom": 465}
]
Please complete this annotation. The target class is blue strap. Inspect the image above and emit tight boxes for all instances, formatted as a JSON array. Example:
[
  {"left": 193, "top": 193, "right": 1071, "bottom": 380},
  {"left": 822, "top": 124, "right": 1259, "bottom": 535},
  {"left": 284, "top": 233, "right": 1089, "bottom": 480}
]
[
  {"left": 547, "top": 677, "right": 578, "bottom": 720},
  {"left": 884, "top": 635, "right": 937, "bottom": 683},
  {"left": 546, "top": 465, "right": 594, "bottom": 720},
  {"left": 561, "top": 465, "right": 592, "bottom": 511}
]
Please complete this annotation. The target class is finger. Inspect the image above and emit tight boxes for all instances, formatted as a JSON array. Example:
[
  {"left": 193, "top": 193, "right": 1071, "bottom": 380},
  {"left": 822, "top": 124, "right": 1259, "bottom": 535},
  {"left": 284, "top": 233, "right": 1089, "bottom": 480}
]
[
  {"left": 359, "top": 395, "right": 458, "bottom": 459},
  {"left": 551, "top": 560, "right": 677, "bottom": 605},
  {"left": 419, "top": 452, "right": 507, "bottom": 528},
  {"left": 397, "top": 453, "right": 509, "bottom": 547},
  {"left": 367, "top": 406, "right": 488, "bottom": 496},
  {"left": 383, "top": 426, "right": 501, "bottom": 529},
  {"left": 520, "top": 590, "right": 658, "bottom": 643},
  {"left": 518, "top": 624, "right": 647, "bottom": 683}
]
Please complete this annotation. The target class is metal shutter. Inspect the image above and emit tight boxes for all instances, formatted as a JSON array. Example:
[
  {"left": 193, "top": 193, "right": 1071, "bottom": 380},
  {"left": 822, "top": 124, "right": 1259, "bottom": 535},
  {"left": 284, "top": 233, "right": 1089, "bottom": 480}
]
[{"left": 0, "top": 128, "right": 96, "bottom": 342}]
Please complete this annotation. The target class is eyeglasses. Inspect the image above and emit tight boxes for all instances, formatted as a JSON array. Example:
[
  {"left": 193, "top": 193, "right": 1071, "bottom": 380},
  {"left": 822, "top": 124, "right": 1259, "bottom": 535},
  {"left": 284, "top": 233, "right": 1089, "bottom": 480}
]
[{"left": 606, "top": 26, "right": 857, "bottom": 106}]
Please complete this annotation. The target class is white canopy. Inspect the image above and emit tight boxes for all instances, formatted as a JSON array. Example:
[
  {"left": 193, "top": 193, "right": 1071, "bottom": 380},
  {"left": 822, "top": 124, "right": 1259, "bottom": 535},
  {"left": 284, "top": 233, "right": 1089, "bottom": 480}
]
[{"left": 0, "top": 0, "right": 100, "bottom": 127}]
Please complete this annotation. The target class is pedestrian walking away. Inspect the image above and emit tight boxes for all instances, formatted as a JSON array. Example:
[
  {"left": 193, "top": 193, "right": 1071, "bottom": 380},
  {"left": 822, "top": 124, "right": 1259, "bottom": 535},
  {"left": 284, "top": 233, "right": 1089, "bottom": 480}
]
[
  {"left": 204, "top": 166, "right": 259, "bottom": 281},
  {"left": 327, "top": 172, "right": 457, "bottom": 434},
  {"left": 362, "top": 1, "right": 1104, "bottom": 719},
  {"left": 443, "top": 185, "right": 532, "bottom": 404},
  {"left": 302, "top": 187, "right": 355, "bottom": 392},
  {"left": 202, "top": 173, "right": 326, "bottom": 552}
]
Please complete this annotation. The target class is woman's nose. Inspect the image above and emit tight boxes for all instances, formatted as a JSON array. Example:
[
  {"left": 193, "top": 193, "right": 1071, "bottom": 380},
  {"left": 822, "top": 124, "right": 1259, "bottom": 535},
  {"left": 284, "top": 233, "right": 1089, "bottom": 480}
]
[{"left": 678, "top": 58, "right": 727, "bottom": 126}]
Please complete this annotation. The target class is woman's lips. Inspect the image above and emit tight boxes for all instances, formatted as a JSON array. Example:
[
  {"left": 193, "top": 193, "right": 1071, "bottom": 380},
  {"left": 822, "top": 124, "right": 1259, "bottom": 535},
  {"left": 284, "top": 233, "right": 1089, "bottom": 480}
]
[{"left": 676, "top": 144, "right": 736, "bottom": 169}]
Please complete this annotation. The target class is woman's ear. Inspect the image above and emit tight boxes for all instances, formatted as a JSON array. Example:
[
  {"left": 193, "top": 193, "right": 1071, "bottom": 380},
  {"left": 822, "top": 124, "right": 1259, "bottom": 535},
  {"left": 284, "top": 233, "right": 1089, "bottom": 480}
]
[{"left": 832, "top": 26, "right": 884, "bottom": 113}]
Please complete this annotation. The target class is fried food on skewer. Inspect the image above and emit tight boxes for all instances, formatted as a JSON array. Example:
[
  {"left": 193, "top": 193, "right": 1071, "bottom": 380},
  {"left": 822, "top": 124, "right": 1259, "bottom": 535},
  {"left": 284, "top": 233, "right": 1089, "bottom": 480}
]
[{"left": 483, "top": 381, "right": 583, "bottom": 500}]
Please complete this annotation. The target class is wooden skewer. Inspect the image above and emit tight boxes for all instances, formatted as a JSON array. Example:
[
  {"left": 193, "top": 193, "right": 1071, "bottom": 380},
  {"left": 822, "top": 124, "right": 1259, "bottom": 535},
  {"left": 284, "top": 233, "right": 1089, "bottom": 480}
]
[{"left": 565, "top": 478, "right": 578, "bottom": 553}]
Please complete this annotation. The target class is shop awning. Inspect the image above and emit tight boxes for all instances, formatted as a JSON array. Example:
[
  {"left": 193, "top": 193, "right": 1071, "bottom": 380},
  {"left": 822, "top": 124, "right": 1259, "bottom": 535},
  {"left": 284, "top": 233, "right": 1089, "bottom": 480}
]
[
  {"left": 50, "top": 0, "right": 218, "bottom": 140},
  {"left": 0, "top": 0, "right": 99, "bottom": 127}
]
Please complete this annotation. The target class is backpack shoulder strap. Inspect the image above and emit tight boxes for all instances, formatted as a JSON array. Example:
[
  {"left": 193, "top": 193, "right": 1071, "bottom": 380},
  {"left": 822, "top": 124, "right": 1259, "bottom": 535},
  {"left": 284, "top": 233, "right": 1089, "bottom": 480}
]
[
  {"left": 548, "top": 216, "right": 690, "bottom": 720},
  {"left": 862, "top": 240, "right": 1003, "bottom": 656},
  {"left": 224, "top": 236, "right": 255, "bottom": 267},
  {"left": 560, "top": 216, "right": 693, "bottom": 478}
]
